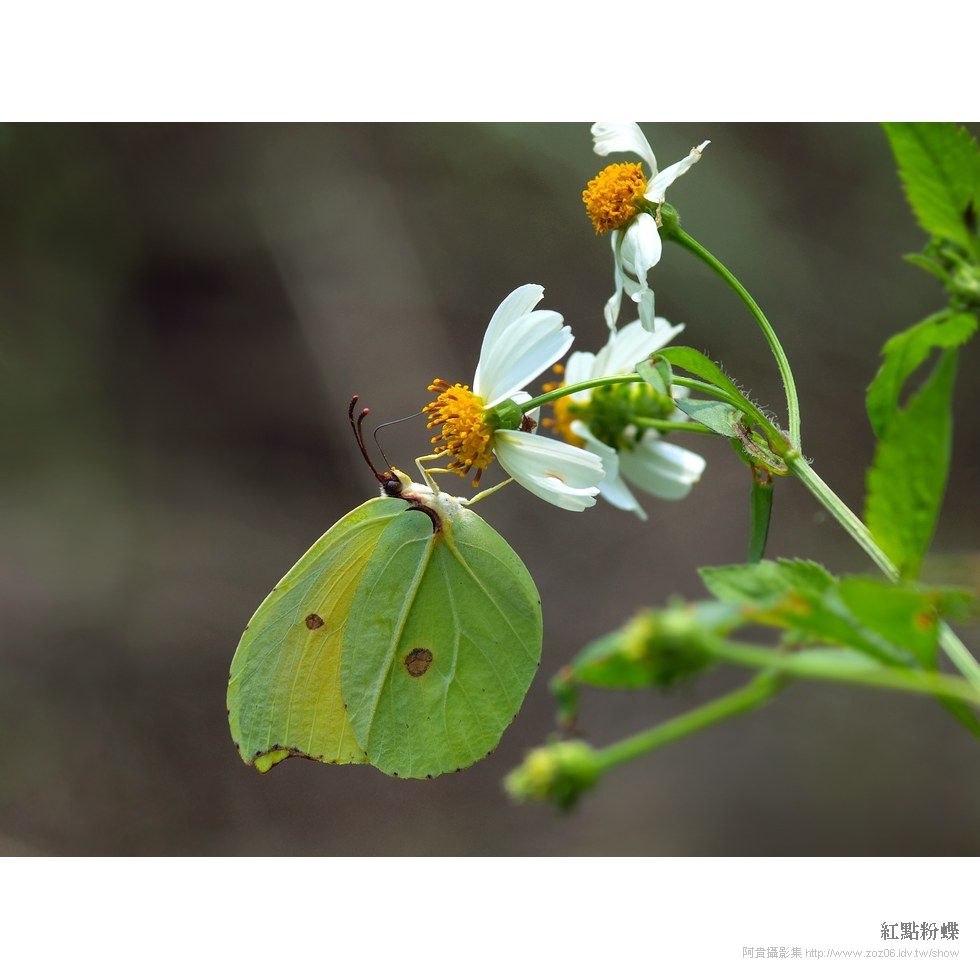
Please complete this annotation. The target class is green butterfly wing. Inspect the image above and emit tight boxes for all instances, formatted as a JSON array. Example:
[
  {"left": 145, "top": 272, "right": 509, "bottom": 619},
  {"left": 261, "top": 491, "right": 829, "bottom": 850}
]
[
  {"left": 227, "top": 497, "right": 405, "bottom": 773},
  {"left": 342, "top": 504, "right": 543, "bottom": 779}
]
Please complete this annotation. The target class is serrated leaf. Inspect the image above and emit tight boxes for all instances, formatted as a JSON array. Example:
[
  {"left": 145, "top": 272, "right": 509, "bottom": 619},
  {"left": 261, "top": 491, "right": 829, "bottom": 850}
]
[
  {"left": 701, "top": 562, "right": 945, "bottom": 668},
  {"left": 836, "top": 578, "right": 939, "bottom": 667},
  {"left": 928, "top": 586, "right": 979, "bottom": 622},
  {"left": 865, "top": 349, "right": 957, "bottom": 579},
  {"left": 700, "top": 559, "right": 835, "bottom": 604},
  {"left": 883, "top": 122, "right": 980, "bottom": 251},
  {"left": 903, "top": 251, "right": 950, "bottom": 284},
  {"left": 866, "top": 311, "right": 976, "bottom": 437},
  {"left": 675, "top": 397, "right": 742, "bottom": 437},
  {"left": 658, "top": 346, "right": 748, "bottom": 407}
]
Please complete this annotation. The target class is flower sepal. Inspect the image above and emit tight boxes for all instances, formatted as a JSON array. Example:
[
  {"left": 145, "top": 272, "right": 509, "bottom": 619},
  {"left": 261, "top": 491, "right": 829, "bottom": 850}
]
[
  {"left": 656, "top": 202, "right": 682, "bottom": 239},
  {"left": 487, "top": 397, "right": 524, "bottom": 432}
]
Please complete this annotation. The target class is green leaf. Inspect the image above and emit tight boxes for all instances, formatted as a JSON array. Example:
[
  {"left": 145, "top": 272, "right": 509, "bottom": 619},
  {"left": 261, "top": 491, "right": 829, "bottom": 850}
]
[
  {"left": 658, "top": 346, "right": 747, "bottom": 407},
  {"left": 866, "top": 311, "right": 976, "bottom": 438},
  {"left": 700, "top": 558, "right": 835, "bottom": 604},
  {"left": 836, "top": 577, "right": 939, "bottom": 667},
  {"left": 674, "top": 397, "right": 742, "bottom": 437},
  {"left": 700, "top": 561, "right": 945, "bottom": 668},
  {"left": 865, "top": 349, "right": 958, "bottom": 579},
  {"left": 937, "top": 696, "right": 980, "bottom": 739},
  {"left": 883, "top": 122, "right": 980, "bottom": 252},
  {"left": 634, "top": 354, "right": 673, "bottom": 397}
]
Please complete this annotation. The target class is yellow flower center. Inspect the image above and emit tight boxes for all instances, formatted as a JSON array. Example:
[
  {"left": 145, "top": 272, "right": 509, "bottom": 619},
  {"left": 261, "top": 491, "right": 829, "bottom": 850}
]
[
  {"left": 423, "top": 379, "right": 496, "bottom": 485},
  {"left": 540, "top": 365, "right": 587, "bottom": 448},
  {"left": 582, "top": 162, "right": 647, "bottom": 234}
]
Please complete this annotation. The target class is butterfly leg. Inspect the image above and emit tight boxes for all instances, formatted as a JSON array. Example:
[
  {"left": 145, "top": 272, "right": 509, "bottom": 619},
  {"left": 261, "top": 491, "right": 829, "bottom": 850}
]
[
  {"left": 461, "top": 477, "right": 514, "bottom": 506},
  {"left": 414, "top": 452, "right": 452, "bottom": 491}
]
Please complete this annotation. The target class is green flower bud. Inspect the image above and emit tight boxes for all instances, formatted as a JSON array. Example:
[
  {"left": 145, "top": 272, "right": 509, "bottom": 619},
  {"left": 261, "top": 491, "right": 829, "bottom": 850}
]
[
  {"left": 504, "top": 740, "right": 601, "bottom": 811},
  {"left": 569, "top": 603, "right": 719, "bottom": 693}
]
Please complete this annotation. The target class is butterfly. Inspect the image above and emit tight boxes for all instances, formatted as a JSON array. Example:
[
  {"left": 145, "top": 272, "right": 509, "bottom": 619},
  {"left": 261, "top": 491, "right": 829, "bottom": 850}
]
[{"left": 227, "top": 397, "right": 542, "bottom": 779}]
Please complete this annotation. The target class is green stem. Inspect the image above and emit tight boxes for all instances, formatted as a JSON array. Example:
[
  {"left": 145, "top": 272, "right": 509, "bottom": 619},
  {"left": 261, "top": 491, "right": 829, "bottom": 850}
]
[
  {"left": 570, "top": 640, "right": 980, "bottom": 786},
  {"left": 710, "top": 641, "right": 980, "bottom": 707},
  {"left": 789, "top": 455, "right": 980, "bottom": 687},
  {"left": 518, "top": 372, "right": 643, "bottom": 413},
  {"left": 593, "top": 671, "right": 783, "bottom": 773},
  {"left": 939, "top": 624, "right": 980, "bottom": 690},
  {"left": 630, "top": 417, "right": 714, "bottom": 435},
  {"left": 519, "top": 371, "right": 745, "bottom": 415},
  {"left": 520, "top": 371, "right": 777, "bottom": 439},
  {"left": 789, "top": 456, "right": 893, "bottom": 576},
  {"left": 668, "top": 225, "right": 802, "bottom": 450}
]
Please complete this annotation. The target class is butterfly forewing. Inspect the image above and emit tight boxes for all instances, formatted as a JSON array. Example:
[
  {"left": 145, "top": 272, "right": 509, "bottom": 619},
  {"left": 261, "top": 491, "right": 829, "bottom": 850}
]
[{"left": 227, "top": 498, "right": 406, "bottom": 771}]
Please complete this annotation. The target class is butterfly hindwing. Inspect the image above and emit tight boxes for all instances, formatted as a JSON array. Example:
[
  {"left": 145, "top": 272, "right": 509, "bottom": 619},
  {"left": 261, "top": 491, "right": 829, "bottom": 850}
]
[{"left": 342, "top": 505, "right": 543, "bottom": 778}]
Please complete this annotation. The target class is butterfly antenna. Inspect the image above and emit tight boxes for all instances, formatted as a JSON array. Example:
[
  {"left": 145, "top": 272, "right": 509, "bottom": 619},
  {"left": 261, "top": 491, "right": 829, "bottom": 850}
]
[
  {"left": 348, "top": 395, "right": 385, "bottom": 481},
  {"left": 373, "top": 410, "right": 424, "bottom": 471}
]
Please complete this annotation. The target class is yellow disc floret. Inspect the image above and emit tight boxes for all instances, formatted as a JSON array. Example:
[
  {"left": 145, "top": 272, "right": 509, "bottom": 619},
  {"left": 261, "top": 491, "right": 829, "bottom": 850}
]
[
  {"left": 424, "top": 379, "right": 496, "bottom": 485},
  {"left": 582, "top": 161, "right": 647, "bottom": 234}
]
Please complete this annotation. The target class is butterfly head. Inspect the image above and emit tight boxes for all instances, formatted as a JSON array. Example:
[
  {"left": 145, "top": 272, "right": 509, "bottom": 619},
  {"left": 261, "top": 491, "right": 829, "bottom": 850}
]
[{"left": 348, "top": 395, "right": 404, "bottom": 491}]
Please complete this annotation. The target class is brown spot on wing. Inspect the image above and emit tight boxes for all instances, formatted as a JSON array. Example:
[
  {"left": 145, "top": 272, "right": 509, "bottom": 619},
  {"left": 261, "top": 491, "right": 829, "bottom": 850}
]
[{"left": 404, "top": 647, "right": 433, "bottom": 677}]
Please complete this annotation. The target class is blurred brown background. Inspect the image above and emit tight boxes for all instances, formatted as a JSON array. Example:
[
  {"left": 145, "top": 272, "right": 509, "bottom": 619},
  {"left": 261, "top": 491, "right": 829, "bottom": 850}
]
[{"left": 2, "top": 122, "right": 978, "bottom": 856}]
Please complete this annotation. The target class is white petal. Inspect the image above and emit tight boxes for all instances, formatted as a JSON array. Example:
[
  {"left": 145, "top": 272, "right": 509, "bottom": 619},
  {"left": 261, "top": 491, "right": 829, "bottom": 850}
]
[
  {"left": 622, "top": 213, "right": 662, "bottom": 291},
  {"left": 650, "top": 315, "right": 685, "bottom": 335},
  {"left": 479, "top": 283, "right": 545, "bottom": 356},
  {"left": 591, "top": 122, "right": 657, "bottom": 174},
  {"left": 604, "top": 230, "right": 626, "bottom": 330},
  {"left": 562, "top": 350, "right": 597, "bottom": 403},
  {"left": 593, "top": 317, "right": 683, "bottom": 377},
  {"left": 604, "top": 289, "right": 622, "bottom": 332},
  {"left": 477, "top": 308, "right": 572, "bottom": 407},
  {"left": 647, "top": 140, "right": 709, "bottom": 203},
  {"left": 494, "top": 429, "right": 603, "bottom": 511},
  {"left": 619, "top": 437, "right": 707, "bottom": 501},
  {"left": 571, "top": 422, "right": 647, "bottom": 520},
  {"left": 597, "top": 316, "right": 684, "bottom": 374},
  {"left": 476, "top": 285, "right": 559, "bottom": 399},
  {"left": 609, "top": 229, "right": 660, "bottom": 333},
  {"left": 563, "top": 350, "right": 595, "bottom": 386},
  {"left": 636, "top": 289, "right": 658, "bottom": 333}
]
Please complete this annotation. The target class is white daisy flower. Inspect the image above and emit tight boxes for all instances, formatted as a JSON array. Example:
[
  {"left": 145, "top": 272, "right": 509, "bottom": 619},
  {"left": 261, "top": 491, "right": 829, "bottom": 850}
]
[
  {"left": 424, "top": 284, "right": 605, "bottom": 512},
  {"left": 546, "top": 317, "right": 707, "bottom": 520},
  {"left": 583, "top": 122, "right": 709, "bottom": 331}
]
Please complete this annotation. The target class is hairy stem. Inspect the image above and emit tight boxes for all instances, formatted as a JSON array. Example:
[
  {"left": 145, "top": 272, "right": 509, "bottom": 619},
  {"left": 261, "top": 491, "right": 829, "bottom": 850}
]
[{"left": 668, "top": 225, "right": 802, "bottom": 450}]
